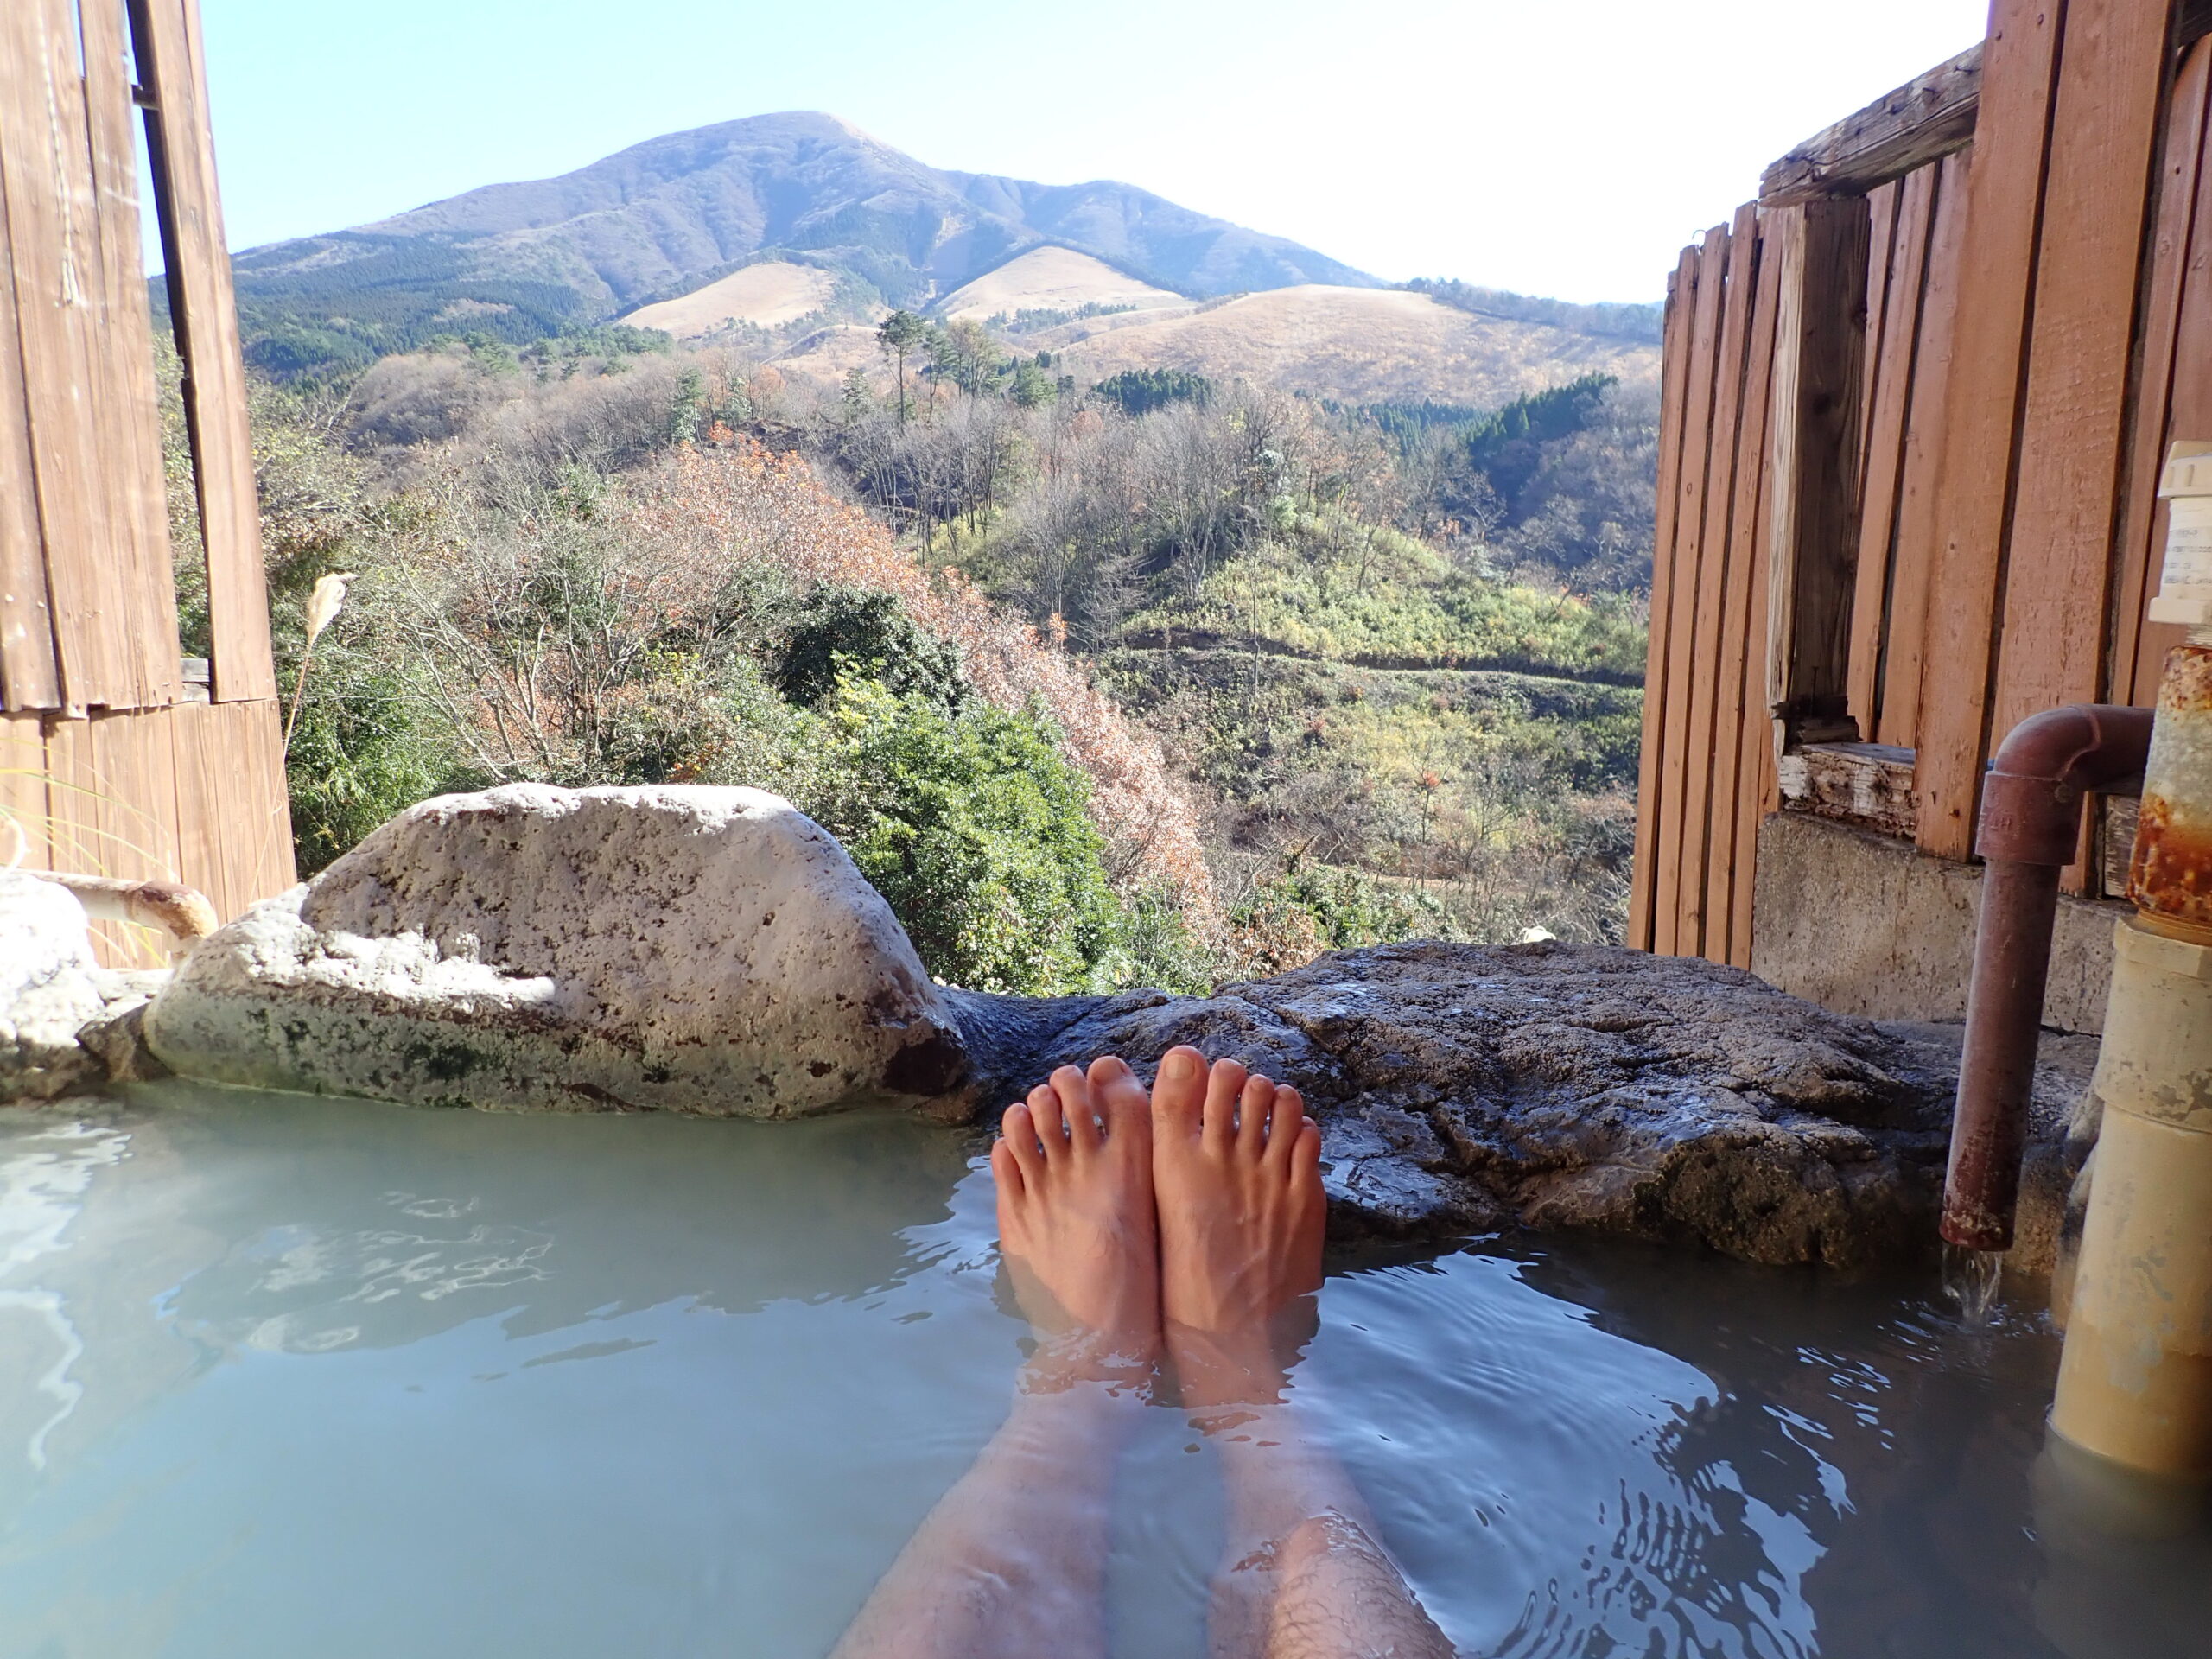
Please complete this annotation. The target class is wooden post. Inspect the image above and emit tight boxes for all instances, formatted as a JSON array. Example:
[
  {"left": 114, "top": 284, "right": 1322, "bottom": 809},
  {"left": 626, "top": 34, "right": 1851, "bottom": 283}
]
[
  {"left": 1914, "top": 0, "right": 2066, "bottom": 861},
  {"left": 1764, "top": 196, "right": 1872, "bottom": 747},
  {"left": 129, "top": 0, "right": 276, "bottom": 704}
]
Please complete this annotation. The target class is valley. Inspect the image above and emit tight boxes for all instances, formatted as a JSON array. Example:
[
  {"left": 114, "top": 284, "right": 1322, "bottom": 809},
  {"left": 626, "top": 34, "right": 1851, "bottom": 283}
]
[{"left": 204, "top": 111, "right": 1662, "bottom": 990}]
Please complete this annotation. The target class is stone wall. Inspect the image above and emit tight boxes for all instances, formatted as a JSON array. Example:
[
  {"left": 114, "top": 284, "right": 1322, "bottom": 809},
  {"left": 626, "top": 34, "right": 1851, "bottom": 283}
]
[{"left": 1751, "top": 811, "right": 2122, "bottom": 1035}]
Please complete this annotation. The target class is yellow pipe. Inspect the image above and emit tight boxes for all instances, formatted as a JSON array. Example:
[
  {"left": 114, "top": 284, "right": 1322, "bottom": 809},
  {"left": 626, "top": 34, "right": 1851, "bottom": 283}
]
[{"left": 2049, "top": 916, "right": 2212, "bottom": 1475}]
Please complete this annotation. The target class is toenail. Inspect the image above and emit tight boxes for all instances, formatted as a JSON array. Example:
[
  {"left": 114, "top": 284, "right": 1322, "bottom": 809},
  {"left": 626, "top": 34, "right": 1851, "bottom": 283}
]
[
  {"left": 1094, "top": 1055, "right": 1129, "bottom": 1078},
  {"left": 1164, "top": 1051, "right": 1201, "bottom": 1080}
]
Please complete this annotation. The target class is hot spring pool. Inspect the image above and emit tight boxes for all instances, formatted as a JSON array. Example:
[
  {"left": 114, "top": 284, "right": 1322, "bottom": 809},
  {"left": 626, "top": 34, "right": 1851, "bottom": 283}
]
[{"left": 0, "top": 1084, "right": 2204, "bottom": 1658}]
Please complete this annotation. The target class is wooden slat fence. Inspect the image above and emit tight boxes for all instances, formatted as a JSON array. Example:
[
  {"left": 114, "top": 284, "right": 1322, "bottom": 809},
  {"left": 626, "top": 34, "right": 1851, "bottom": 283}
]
[
  {"left": 1634, "top": 0, "right": 2212, "bottom": 961},
  {"left": 1630, "top": 211, "right": 1784, "bottom": 962},
  {"left": 1, "top": 0, "right": 291, "bottom": 957}
]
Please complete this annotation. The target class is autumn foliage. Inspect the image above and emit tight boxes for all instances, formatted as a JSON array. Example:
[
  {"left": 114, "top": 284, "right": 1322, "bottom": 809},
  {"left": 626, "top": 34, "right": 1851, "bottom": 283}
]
[{"left": 612, "top": 441, "right": 1217, "bottom": 924}]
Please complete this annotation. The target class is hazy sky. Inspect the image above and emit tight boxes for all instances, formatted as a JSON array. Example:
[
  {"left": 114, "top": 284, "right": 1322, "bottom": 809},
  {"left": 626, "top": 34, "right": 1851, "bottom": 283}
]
[{"left": 198, "top": 0, "right": 1991, "bottom": 304}]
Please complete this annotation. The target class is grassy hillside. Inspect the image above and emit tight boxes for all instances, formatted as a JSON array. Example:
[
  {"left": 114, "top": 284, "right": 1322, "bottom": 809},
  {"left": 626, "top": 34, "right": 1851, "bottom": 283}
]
[
  {"left": 1032, "top": 286, "right": 1659, "bottom": 410},
  {"left": 1098, "top": 518, "right": 1643, "bottom": 945}
]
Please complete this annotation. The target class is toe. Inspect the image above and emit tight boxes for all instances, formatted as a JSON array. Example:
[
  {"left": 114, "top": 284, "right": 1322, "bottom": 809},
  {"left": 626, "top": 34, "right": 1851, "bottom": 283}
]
[
  {"left": 1001, "top": 1103, "right": 1046, "bottom": 1186},
  {"left": 1202, "top": 1058, "right": 1248, "bottom": 1154},
  {"left": 1052, "top": 1065, "right": 1101, "bottom": 1151},
  {"left": 988, "top": 1135, "right": 1024, "bottom": 1200},
  {"left": 1026, "top": 1085, "right": 1066, "bottom": 1158},
  {"left": 1238, "top": 1073, "right": 1276, "bottom": 1156},
  {"left": 1088, "top": 1055, "right": 1153, "bottom": 1152},
  {"left": 1264, "top": 1086, "right": 1306, "bottom": 1168},
  {"left": 1291, "top": 1118, "right": 1324, "bottom": 1198},
  {"left": 1151, "top": 1046, "right": 1209, "bottom": 1141}
]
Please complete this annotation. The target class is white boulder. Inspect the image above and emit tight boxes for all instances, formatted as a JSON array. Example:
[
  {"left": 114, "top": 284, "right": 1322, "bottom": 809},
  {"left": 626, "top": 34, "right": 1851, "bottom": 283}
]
[
  {"left": 0, "top": 868, "right": 108, "bottom": 1101},
  {"left": 143, "top": 785, "right": 969, "bottom": 1116}
]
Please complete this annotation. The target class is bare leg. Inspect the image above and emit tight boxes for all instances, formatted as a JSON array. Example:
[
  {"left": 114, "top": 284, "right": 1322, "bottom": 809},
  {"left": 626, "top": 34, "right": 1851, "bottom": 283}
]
[
  {"left": 1152, "top": 1047, "right": 1452, "bottom": 1659},
  {"left": 831, "top": 1058, "right": 1159, "bottom": 1659}
]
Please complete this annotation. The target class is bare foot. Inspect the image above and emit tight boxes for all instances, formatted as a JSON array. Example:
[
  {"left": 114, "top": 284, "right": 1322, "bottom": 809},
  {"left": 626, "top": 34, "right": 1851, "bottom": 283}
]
[
  {"left": 1150, "top": 1046, "right": 1325, "bottom": 1413},
  {"left": 990, "top": 1056, "right": 1160, "bottom": 1388}
]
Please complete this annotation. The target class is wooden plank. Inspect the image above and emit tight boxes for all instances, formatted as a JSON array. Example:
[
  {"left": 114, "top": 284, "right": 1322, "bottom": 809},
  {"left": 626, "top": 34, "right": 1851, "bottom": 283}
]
[
  {"left": 2124, "top": 41, "right": 2212, "bottom": 708},
  {"left": 1628, "top": 248, "right": 1700, "bottom": 952},
  {"left": 0, "top": 709, "right": 48, "bottom": 869},
  {"left": 1708, "top": 211, "right": 1784, "bottom": 967},
  {"left": 1880, "top": 152, "right": 1974, "bottom": 747},
  {"left": 80, "top": 707, "right": 185, "bottom": 963},
  {"left": 1849, "top": 173, "right": 1920, "bottom": 734},
  {"left": 1914, "top": 0, "right": 2066, "bottom": 861},
  {"left": 1764, "top": 195, "right": 1872, "bottom": 744},
  {"left": 1652, "top": 226, "right": 1732, "bottom": 956},
  {"left": 232, "top": 696, "right": 296, "bottom": 901},
  {"left": 1992, "top": 0, "right": 2171, "bottom": 758},
  {"left": 1848, "top": 164, "right": 1941, "bottom": 739},
  {"left": 131, "top": 0, "right": 276, "bottom": 702},
  {"left": 1776, "top": 741, "right": 1920, "bottom": 837},
  {"left": 166, "top": 696, "right": 234, "bottom": 918},
  {"left": 228, "top": 703, "right": 288, "bottom": 906},
  {"left": 1731, "top": 407, "right": 1782, "bottom": 972},
  {"left": 168, "top": 696, "right": 295, "bottom": 920},
  {"left": 1763, "top": 44, "right": 1983, "bottom": 206},
  {"left": 1674, "top": 207, "right": 1760, "bottom": 957},
  {"left": 77, "top": 0, "right": 181, "bottom": 709},
  {"left": 0, "top": 0, "right": 136, "bottom": 711},
  {"left": 1857, "top": 180, "right": 1903, "bottom": 478},
  {"left": 0, "top": 161, "right": 61, "bottom": 712}
]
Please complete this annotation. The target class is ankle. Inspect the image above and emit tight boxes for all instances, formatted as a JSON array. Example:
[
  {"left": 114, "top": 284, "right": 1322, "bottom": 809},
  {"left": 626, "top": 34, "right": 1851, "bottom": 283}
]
[
  {"left": 1166, "top": 1319, "right": 1290, "bottom": 1414},
  {"left": 1019, "top": 1326, "right": 1161, "bottom": 1397}
]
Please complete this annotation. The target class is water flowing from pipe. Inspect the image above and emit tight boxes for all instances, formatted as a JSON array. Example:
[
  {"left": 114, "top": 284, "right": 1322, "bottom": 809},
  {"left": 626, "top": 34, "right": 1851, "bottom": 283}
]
[{"left": 1942, "top": 1241, "right": 2004, "bottom": 1326}]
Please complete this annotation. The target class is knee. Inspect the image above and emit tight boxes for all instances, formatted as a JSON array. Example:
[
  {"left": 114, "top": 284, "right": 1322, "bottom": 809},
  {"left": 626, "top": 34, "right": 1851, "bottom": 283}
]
[{"left": 1266, "top": 1511, "right": 1454, "bottom": 1659}]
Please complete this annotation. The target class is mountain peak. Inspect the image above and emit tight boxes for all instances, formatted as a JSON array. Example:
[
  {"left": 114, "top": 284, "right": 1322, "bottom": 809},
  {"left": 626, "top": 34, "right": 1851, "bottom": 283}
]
[{"left": 231, "top": 115, "right": 1380, "bottom": 365}]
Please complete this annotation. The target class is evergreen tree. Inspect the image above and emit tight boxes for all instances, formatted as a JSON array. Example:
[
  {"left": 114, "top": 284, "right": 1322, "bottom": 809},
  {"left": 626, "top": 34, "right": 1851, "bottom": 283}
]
[{"left": 876, "top": 310, "right": 930, "bottom": 424}]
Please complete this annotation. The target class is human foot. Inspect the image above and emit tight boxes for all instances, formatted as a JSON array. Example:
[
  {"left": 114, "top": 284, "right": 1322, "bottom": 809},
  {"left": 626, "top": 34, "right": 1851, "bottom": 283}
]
[
  {"left": 1150, "top": 1046, "right": 1325, "bottom": 1411},
  {"left": 990, "top": 1056, "right": 1160, "bottom": 1386}
]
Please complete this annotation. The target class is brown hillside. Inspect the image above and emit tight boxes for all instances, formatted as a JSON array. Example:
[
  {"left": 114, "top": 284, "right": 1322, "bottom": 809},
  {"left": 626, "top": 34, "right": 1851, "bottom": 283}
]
[
  {"left": 622, "top": 262, "right": 844, "bottom": 337},
  {"left": 1035, "top": 286, "right": 1658, "bottom": 406},
  {"left": 938, "top": 248, "right": 1185, "bottom": 321}
]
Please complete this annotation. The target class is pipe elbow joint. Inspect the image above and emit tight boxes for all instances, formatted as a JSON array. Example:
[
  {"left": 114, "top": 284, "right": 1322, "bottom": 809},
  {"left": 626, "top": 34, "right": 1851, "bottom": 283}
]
[{"left": 1974, "top": 703, "right": 2155, "bottom": 866}]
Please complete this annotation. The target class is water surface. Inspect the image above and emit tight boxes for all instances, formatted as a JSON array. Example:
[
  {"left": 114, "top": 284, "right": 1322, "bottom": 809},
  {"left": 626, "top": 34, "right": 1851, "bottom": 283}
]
[{"left": 0, "top": 1084, "right": 2203, "bottom": 1657}]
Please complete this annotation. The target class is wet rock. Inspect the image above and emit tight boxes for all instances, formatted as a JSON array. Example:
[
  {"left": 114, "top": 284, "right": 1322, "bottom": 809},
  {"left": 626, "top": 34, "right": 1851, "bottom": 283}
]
[
  {"left": 952, "top": 942, "right": 2078, "bottom": 1270},
  {"left": 0, "top": 868, "right": 109, "bottom": 1101},
  {"left": 78, "top": 995, "right": 171, "bottom": 1084},
  {"left": 145, "top": 785, "right": 968, "bottom": 1116}
]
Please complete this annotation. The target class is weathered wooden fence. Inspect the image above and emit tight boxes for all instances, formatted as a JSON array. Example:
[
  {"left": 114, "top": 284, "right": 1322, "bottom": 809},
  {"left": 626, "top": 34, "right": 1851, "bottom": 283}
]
[
  {"left": 1634, "top": 0, "right": 2212, "bottom": 963},
  {"left": 1, "top": 0, "right": 290, "bottom": 951}
]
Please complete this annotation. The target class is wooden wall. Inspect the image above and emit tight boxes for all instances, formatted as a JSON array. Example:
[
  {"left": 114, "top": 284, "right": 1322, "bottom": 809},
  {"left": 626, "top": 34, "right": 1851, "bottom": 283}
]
[
  {"left": 1633, "top": 0, "right": 2210, "bottom": 958},
  {"left": 1, "top": 0, "right": 290, "bottom": 952}
]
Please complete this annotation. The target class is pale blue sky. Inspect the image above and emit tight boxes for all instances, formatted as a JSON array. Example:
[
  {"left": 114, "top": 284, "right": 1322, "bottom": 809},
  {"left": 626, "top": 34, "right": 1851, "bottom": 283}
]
[{"left": 198, "top": 0, "right": 1991, "bottom": 303}]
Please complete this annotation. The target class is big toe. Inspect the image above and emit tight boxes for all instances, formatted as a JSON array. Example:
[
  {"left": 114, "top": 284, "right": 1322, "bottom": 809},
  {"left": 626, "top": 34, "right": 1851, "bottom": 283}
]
[{"left": 1151, "top": 1046, "right": 1209, "bottom": 1141}]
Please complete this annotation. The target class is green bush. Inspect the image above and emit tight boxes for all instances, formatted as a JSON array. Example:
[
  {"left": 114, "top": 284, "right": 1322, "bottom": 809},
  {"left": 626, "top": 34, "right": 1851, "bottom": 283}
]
[
  {"left": 773, "top": 585, "right": 968, "bottom": 710},
  {"left": 1234, "top": 860, "right": 1444, "bottom": 953},
  {"left": 804, "top": 682, "right": 1122, "bottom": 995},
  {"left": 285, "top": 653, "right": 466, "bottom": 875}
]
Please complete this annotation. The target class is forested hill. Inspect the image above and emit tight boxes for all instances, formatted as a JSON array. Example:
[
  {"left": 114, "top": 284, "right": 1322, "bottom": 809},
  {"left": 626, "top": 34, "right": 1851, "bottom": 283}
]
[{"left": 228, "top": 111, "right": 1379, "bottom": 367}]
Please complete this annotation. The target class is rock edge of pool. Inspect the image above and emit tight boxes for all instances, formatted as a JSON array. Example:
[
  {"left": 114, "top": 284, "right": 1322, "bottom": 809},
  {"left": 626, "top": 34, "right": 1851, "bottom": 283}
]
[{"left": 3, "top": 781, "right": 2098, "bottom": 1272}]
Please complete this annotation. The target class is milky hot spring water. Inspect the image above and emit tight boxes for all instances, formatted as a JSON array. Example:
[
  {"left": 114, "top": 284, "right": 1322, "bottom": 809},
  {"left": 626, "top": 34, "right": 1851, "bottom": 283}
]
[{"left": 0, "top": 1084, "right": 2204, "bottom": 1658}]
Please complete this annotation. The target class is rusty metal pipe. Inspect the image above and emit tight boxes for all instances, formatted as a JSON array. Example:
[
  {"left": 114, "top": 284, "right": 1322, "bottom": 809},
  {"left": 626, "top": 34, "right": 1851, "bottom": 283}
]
[{"left": 1941, "top": 703, "right": 2156, "bottom": 1250}]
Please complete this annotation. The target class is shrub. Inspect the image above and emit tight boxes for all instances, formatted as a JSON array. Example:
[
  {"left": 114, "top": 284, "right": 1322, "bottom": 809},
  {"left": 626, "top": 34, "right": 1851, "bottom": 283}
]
[
  {"left": 1229, "top": 858, "right": 1446, "bottom": 978},
  {"left": 772, "top": 585, "right": 966, "bottom": 711},
  {"left": 804, "top": 682, "right": 1123, "bottom": 995}
]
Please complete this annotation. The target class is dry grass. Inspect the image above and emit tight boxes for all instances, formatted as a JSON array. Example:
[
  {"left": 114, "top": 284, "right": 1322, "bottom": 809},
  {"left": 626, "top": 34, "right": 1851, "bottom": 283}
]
[
  {"left": 938, "top": 247, "right": 1185, "bottom": 321},
  {"left": 623, "top": 262, "right": 842, "bottom": 337},
  {"left": 1035, "top": 285, "right": 1661, "bottom": 408}
]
